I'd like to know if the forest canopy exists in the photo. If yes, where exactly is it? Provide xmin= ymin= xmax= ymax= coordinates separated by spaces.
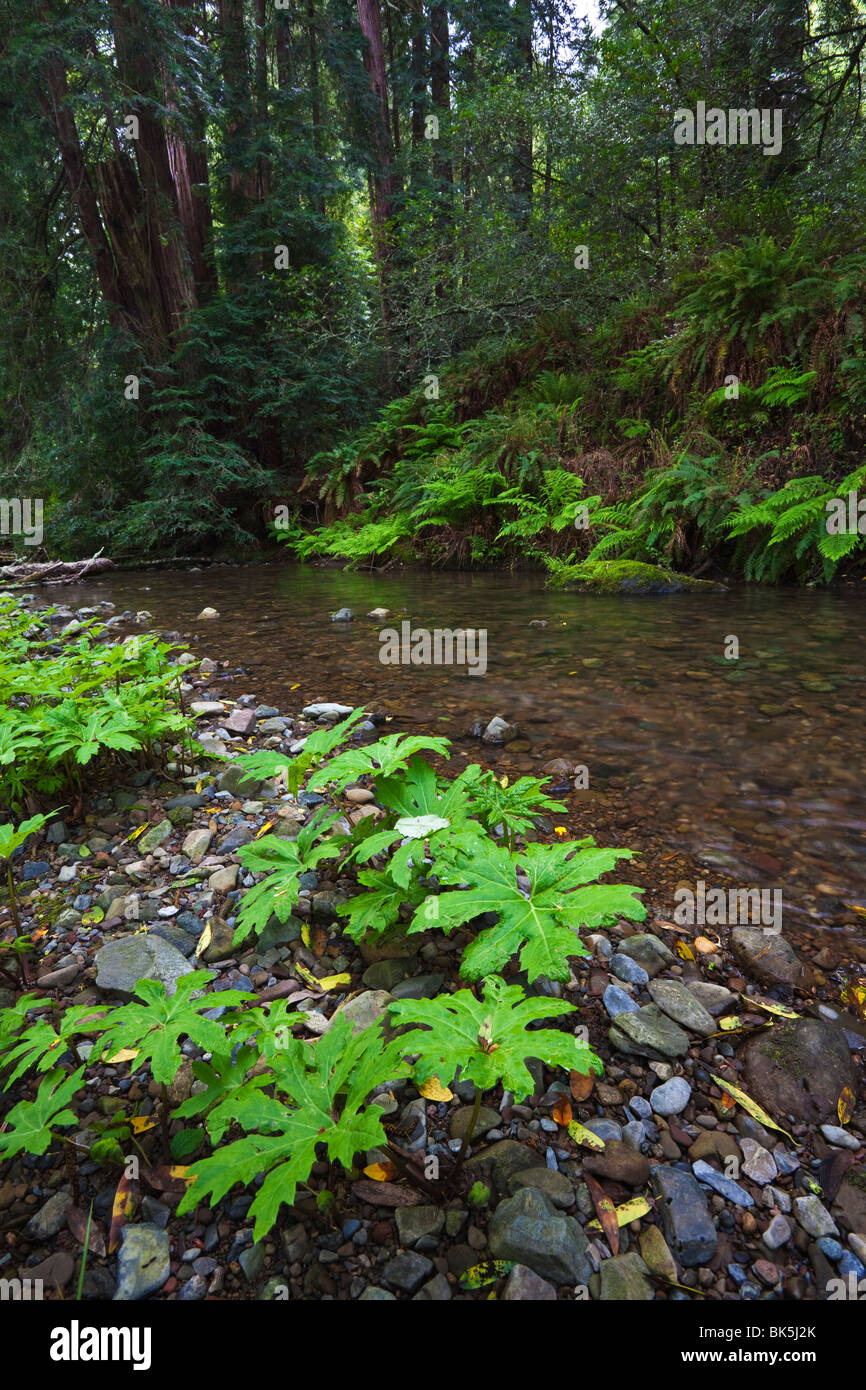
xmin=0 ymin=0 xmax=864 ymax=568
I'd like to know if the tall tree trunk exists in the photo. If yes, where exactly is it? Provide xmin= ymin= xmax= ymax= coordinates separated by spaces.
xmin=512 ymin=0 xmax=533 ymax=228
xmin=356 ymin=0 xmax=398 ymax=379
xmin=109 ymin=0 xmax=198 ymax=353
xmin=254 ymin=0 xmax=272 ymax=202
xmin=307 ymin=0 xmax=327 ymax=214
xmin=219 ymin=0 xmax=258 ymax=222
xmin=38 ymin=62 xmax=134 ymax=330
xmin=410 ymin=0 xmax=426 ymax=184
xmin=163 ymin=0 xmax=218 ymax=301
xmin=430 ymin=2 xmax=453 ymax=293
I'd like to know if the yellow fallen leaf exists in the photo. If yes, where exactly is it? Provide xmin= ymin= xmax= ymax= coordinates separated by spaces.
xmin=294 ymin=963 xmax=318 ymax=988
xmin=838 ymin=1085 xmax=856 ymax=1126
xmin=301 ymin=923 xmax=311 ymax=949
xmin=676 ymin=940 xmax=695 ymax=961
xmin=195 ymin=781 xmax=202 ymax=793
xmin=587 ymin=1196 xmax=651 ymax=1232
xmin=567 ymin=1120 xmax=605 ymax=1152
xmin=127 ymin=823 xmax=150 ymax=843
xmin=107 ymin=1047 xmax=139 ymax=1064
xmin=316 ymin=973 xmax=351 ymax=992
xmin=694 ymin=935 xmax=720 ymax=954
xmin=130 ymin=1117 xmax=157 ymax=1135
xmin=752 ymin=998 xmax=800 ymax=1020
xmin=719 ymin=1016 xmax=743 ymax=1031
xmin=363 ymin=1162 xmax=398 ymax=1181
xmin=419 ymin=1076 xmax=453 ymax=1102
xmin=255 ymin=822 xmax=273 ymax=839
xmin=709 ymin=1071 xmax=795 ymax=1144
xmin=195 ymin=921 xmax=212 ymax=959
xmin=289 ymin=683 xmax=300 ymax=691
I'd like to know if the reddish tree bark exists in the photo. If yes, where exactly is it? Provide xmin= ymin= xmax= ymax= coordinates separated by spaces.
xmin=356 ymin=0 xmax=398 ymax=376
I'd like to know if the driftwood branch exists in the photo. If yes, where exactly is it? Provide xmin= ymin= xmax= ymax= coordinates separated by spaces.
xmin=0 ymin=550 xmax=113 ymax=586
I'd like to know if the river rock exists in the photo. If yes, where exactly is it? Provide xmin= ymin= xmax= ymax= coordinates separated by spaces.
xmin=793 ymin=1195 xmax=839 ymax=1238
xmin=649 ymin=979 xmax=715 ymax=1036
xmin=467 ymin=1139 xmax=544 ymax=1191
xmin=820 ymin=1125 xmax=861 ymax=1151
xmin=762 ymin=1214 xmax=793 ymax=1250
xmin=302 ymin=702 xmax=353 ymax=720
xmin=683 ymin=980 xmax=738 ymax=1016
xmin=639 ymin=1225 xmax=678 ymax=1283
xmin=395 ymin=1206 xmax=444 ymax=1247
xmin=507 ymin=1167 xmax=575 ymax=1209
xmin=603 ymin=983 xmax=639 ymax=1017
xmin=195 ymin=916 xmax=237 ymax=964
xmin=19 ymin=1252 xmax=75 ymax=1292
xmin=114 ymin=1224 xmax=170 ymax=1300
xmin=26 ymin=1189 xmax=73 ymax=1239
xmin=182 ymin=829 xmax=212 ymax=863
xmin=740 ymin=1139 xmax=778 ymax=1185
xmin=832 ymin=1169 xmax=866 ymax=1233
xmin=692 ymin=1159 xmax=754 ymax=1206
xmin=616 ymin=933 xmax=675 ymax=976
xmin=382 ymin=1252 xmax=432 ymax=1294
xmin=651 ymin=1164 xmax=717 ymax=1266
xmin=650 ymin=1077 xmax=692 ymax=1116
xmin=610 ymin=953 xmax=649 ymax=986
xmin=137 ymin=820 xmax=173 ymax=853
xmin=489 ymin=1187 xmax=592 ymax=1285
xmin=333 ymin=989 xmax=392 ymax=1036
xmin=730 ymin=926 xmax=804 ymax=987
xmin=584 ymin=1140 xmax=651 ymax=1187
xmin=608 ymin=1004 xmax=690 ymax=1058
xmin=599 ymin=1252 xmax=654 ymax=1300
xmin=744 ymin=1019 xmax=857 ymax=1124
xmin=482 ymin=716 xmax=519 ymax=745
xmin=196 ymin=608 xmax=219 ymax=620
xmin=502 ymin=1264 xmax=557 ymax=1300
xmin=95 ymin=935 xmax=194 ymax=998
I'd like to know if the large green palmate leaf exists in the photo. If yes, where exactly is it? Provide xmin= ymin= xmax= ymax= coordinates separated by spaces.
xmin=234 ymin=810 xmax=346 ymax=945
xmin=338 ymin=865 xmax=430 ymax=939
xmin=0 ymin=1066 xmax=86 ymax=1158
xmin=177 ymin=1015 xmax=410 ymax=1240
xmin=93 ymin=972 xmax=251 ymax=1084
xmin=307 ymin=734 xmax=451 ymax=794
xmin=374 ymin=756 xmax=480 ymax=820
xmin=0 ymin=1002 xmax=109 ymax=1085
xmin=171 ymin=1046 xmax=271 ymax=1141
xmin=416 ymin=837 xmax=646 ymax=982
xmin=389 ymin=975 xmax=601 ymax=1100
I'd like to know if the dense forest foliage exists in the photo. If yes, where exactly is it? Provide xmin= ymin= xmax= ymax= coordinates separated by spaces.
xmin=1 ymin=0 xmax=865 ymax=579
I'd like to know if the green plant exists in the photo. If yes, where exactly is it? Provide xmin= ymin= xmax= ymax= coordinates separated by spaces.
xmin=93 ymin=971 xmax=251 ymax=1157
xmin=421 ymin=837 xmax=646 ymax=983
xmin=0 ymin=811 xmax=54 ymax=935
xmin=389 ymin=973 xmax=602 ymax=1168
xmin=464 ymin=770 xmax=567 ymax=851
xmin=389 ymin=973 xmax=600 ymax=1099
xmin=0 ymin=1066 xmax=85 ymax=1159
xmin=725 ymin=461 xmax=866 ymax=582
xmin=231 ymin=707 xmax=369 ymax=795
xmin=176 ymin=1014 xmax=410 ymax=1240
xmin=233 ymin=808 xmax=348 ymax=946
xmin=0 ymin=1001 xmax=108 ymax=1084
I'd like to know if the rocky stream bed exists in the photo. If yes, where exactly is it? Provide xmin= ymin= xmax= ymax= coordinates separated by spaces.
xmin=1 ymin=600 xmax=865 ymax=1303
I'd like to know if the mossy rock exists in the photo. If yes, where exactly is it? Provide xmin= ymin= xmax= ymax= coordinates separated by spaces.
xmin=551 ymin=561 xmax=726 ymax=595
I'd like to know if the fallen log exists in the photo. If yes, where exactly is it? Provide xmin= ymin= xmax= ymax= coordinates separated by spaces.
xmin=0 ymin=550 xmax=113 ymax=586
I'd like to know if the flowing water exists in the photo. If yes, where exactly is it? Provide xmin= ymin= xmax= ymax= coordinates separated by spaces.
xmin=70 ymin=563 xmax=866 ymax=964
